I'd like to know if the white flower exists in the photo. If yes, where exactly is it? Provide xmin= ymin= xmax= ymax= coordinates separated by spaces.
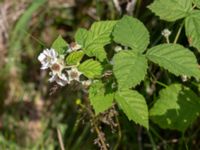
xmin=49 ymin=72 xmax=69 ymax=86
xmin=67 ymin=42 xmax=82 ymax=53
xmin=38 ymin=48 xmax=58 ymax=69
xmin=49 ymin=62 xmax=69 ymax=86
xmin=161 ymin=29 xmax=171 ymax=38
xmin=67 ymin=67 xmax=82 ymax=83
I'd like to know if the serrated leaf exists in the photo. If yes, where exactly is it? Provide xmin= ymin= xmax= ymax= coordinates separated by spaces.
xmin=113 ymin=15 xmax=149 ymax=53
xmin=150 ymin=84 xmax=200 ymax=132
xmin=52 ymin=35 xmax=68 ymax=54
xmin=113 ymin=51 xmax=148 ymax=89
xmin=83 ymin=21 xmax=117 ymax=61
xmin=115 ymin=89 xmax=149 ymax=129
xmin=193 ymin=0 xmax=200 ymax=8
xmin=146 ymin=44 xmax=200 ymax=78
xmin=75 ymin=28 xmax=88 ymax=46
xmin=148 ymin=0 xmax=192 ymax=22
xmin=66 ymin=51 xmax=84 ymax=65
xmin=150 ymin=84 xmax=181 ymax=116
xmin=185 ymin=10 xmax=200 ymax=51
xmin=89 ymin=81 xmax=114 ymax=115
xmin=78 ymin=59 xmax=103 ymax=78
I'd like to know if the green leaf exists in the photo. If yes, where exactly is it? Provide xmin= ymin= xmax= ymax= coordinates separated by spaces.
xmin=193 ymin=0 xmax=200 ymax=8
xmin=150 ymin=84 xmax=200 ymax=132
xmin=113 ymin=51 xmax=148 ymax=89
xmin=89 ymin=81 xmax=114 ymax=115
xmin=115 ymin=89 xmax=149 ymax=129
xmin=66 ymin=51 xmax=84 ymax=65
xmin=148 ymin=0 xmax=192 ymax=22
xmin=150 ymin=84 xmax=181 ymax=116
xmin=52 ymin=35 xmax=68 ymax=54
xmin=146 ymin=44 xmax=200 ymax=78
xmin=83 ymin=21 xmax=117 ymax=61
xmin=78 ymin=59 xmax=103 ymax=78
xmin=75 ymin=28 xmax=88 ymax=46
xmin=185 ymin=10 xmax=200 ymax=51
xmin=113 ymin=15 xmax=149 ymax=53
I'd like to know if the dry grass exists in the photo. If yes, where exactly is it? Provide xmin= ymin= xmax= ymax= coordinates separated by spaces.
xmin=0 ymin=0 xmax=30 ymax=67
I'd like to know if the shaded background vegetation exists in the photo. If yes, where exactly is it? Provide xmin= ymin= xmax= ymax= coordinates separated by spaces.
xmin=0 ymin=0 xmax=199 ymax=149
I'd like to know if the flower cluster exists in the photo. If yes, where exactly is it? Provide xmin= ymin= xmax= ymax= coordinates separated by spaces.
xmin=38 ymin=43 xmax=91 ymax=87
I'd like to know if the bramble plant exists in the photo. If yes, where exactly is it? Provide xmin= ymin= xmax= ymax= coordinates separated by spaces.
xmin=38 ymin=0 xmax=200 ymax=149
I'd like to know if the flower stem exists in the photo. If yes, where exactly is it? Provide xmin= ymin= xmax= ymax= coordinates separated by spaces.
xmin=166 ymin=36 xmax=170 ymax=44
xmin=173 ymin=23 xmax=184 ymax=44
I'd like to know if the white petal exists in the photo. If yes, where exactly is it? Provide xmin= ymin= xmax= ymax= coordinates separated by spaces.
xmin=49 ymin=74 xmax=57 ymax=82
xmin=41 ymin=61 xmax=51 ymax=69
xmin=49 ymin=72 xmax=69 ymax=86
xmin=50 ymin=48 xmax=57 ymax=58
xmin=50 ymin=58 xmax=58 ymax=65
xmin=56 ymin=78 xmax=68 ymax=86
xmin=43 ymin=49 xmax=50 ymax=56
xmin=38 ymin=53 xmax=46 ymax=62
xmin=41 ymin=65 xmax=49 ymax=70
xmin=61 ymin=74 xmax=68 ymax=80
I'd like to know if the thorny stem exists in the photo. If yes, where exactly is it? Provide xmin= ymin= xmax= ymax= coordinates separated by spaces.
xmin=81 ymin=95 xmax=108 ymax=150
xmin=173 ymin=22 xmax=184 ymax=44
xmin=113 ymin=115 xmax=122 ymax=150
xmin=94 ymin=123 xmax=108 ymax=150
